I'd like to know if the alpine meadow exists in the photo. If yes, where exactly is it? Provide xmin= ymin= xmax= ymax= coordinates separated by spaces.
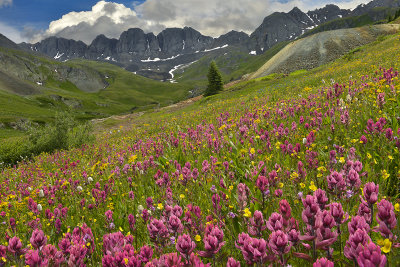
xmin=0 ymin=0 xmax=400 ymax=266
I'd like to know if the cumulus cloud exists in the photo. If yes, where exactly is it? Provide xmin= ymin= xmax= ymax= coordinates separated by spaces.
xmin=32 ymin=0 xmax=370 ymax=44
xmin=0 ymin=0 xmax=12 ymax=8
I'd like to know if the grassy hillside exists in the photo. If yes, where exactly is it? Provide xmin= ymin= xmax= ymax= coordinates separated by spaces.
xmin=175 ymin=42 xmax=288 ymax=87
xmin=0 ymin=48 xmax=191 ymax=137
xmin=1 ymin=30 xmax=400 ymax=266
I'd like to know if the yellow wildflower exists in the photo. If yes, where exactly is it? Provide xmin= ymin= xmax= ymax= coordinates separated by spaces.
xmin=195 ymin=235 xmax=201 ymax=242
xmin=250 ymin=148 xmax=255 ymax=154
xmin=300 ymin=183 xmax=305 ymax=189
xmin=339 ymin=157 xmax=345 ymax=164
xmin=395 ymin=203 xmax=400 ymax=212
xmin=157 ymin=203 xmax=164 ymax=210
xmin=244 ymin=208 xmax=252 ymax=218
xmin=180 ymin=194 xmax=185 ymax=199
xmin=381 ymin=239 xmax=392 ymax=253
xmin=309 ymin=181 xmax=317 ymax=192
xmin=381 ymin=170 xmax=390 ymax=180
xmin=129 ymin=155 xmax=138 ymax=163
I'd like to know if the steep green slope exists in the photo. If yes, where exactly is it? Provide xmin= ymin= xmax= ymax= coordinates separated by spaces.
xmin=0 ymin=47 xmax=191 ymax=136
xmin=175 ymin=42 xmax=288 ymax=87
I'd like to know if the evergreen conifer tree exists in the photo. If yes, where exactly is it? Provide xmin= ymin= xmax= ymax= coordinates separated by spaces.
xmin=204 ymin=61 xmax=223 ymax=96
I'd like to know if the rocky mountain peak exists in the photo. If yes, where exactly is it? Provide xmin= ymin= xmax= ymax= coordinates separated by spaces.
xmin=0 ymin=34 xmax=19 ymax=50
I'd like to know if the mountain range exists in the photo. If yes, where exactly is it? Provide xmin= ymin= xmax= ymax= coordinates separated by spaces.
xmin=15 ymin=0 xmax=400 ymax=81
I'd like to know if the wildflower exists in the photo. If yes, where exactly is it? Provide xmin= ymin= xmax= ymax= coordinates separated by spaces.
xmin=198 ymin=226 xmax=225 ymax=258
xmin=248 ymin=211 xmax=267 ymax=237
xmin=348 ymin=215 xmax=370 ymax=235
xmin=360 ymin=135 xmax=367 ymax=144
xmin=176 ymin=234 xmax=196 ymax=261
xmin=250 ymin=148 xmax=255 ymax=154
xmin=228 ymin=212 xmax=236 ymax=218
xmin=256 ymin=176 xmax=268 ymax=193
xmin=179 ymin=194 xmax=185 ymax=199
xmin=30 ymin=229 xmax=47 ymax=249
xmin=313 ymin=258 xmax=334 ymax=267
xmin=168 ymin=215 xmax=183 ymax=234
xmin=395 ymin=203 xmax=400 ymax=212
xmin=309 ymin=181 xmax=317 ymax=192
xmin=381 ymin=170 xmax=390 ymax=180
xmin=37 ymin=204 xmax=42 ymax=212
xmin=87 ymin=177 xmax=93 ymax=183
xmin=77 ymin=186 xmax=83 ymax=192
xmin=195 ymin=235 xmax=201 ymax=242
xmin=302 ymin=195 xmax=319 ymax=227
xmin=38 ymin=189 xmax=44 ymax=198
xmin=279 ymin=199 xmax=291 ymax=222
xmin=240 ymin=236 xmax=269 ymax=265
xmin=347 ymin=169 xmax=361 ymax=190
xmin=8 ymin=236 xmax=25 ymax=255
xmin=314 ymin=189 xmax=328 ymax=210
xmin=278 ymin=182 xmax=284 ymax=188
xmin=269 ymin=230 xmax=291 ymax=255
xmin=300 ymin=183 xmax=305 ymax=188
xmin=327 ymin=171 xmax=346 ymax=193
xmin=376 ymin=199 xmax=397 ymax=239
xmin=243 ymin=208 xmax=252 ymax=218
xmin=25 ymin=250 xmax=42 ymax=266
xmin=137 ymin=205 xmax=144 ymax=213
xmin=157 ymin=203 xmax=164 ymax=210
xmin=227 ymin=257 xmax=241 ymax=267
xmin=381 ymin=239 xmax=392 ymax=253
xmin=357 ymin=242 xmax=386 ymax=267
xmin=105 ymin=210 xmax=113 ymax=222
xmin=210 ymin=185 xmax=217 ymax=193
xmin=344 ymin=229 xmax=371 ymax=260
xmin=363 ymin=182 xmax=379 ymax=205
xmin=147 ymin=219 xmax=169 ymax=242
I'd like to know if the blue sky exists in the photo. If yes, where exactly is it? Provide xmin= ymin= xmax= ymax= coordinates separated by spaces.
xmin=0 ymin=0 xmax=367 ymax=43
xmin=0 ymin=1 xmax=143 ymax=29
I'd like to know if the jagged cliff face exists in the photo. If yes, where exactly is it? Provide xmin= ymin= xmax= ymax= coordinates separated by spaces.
xmin=17 ymin=0 xmax=400 ymax=80
xmin=249 ymin=5 xmax=351 ymax=53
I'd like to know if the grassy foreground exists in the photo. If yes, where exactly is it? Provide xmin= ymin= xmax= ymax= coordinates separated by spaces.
xmin=0 ymin=32 xmax=400 ymax=266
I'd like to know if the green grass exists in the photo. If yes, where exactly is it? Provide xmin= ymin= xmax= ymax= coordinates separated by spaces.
xmin=175 ymin=42 xmax=288 ymax=87
xmin=0 ymin=49 xmax=193 ymax=138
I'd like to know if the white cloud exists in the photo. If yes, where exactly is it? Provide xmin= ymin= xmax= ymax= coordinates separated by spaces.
xmin=0 ymin=21 xmax=25 ymax=43
xmin=0 ymin=0 xmax=12 ymax=8
xmin=32 ymin=0 xmax=371 ymax=44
